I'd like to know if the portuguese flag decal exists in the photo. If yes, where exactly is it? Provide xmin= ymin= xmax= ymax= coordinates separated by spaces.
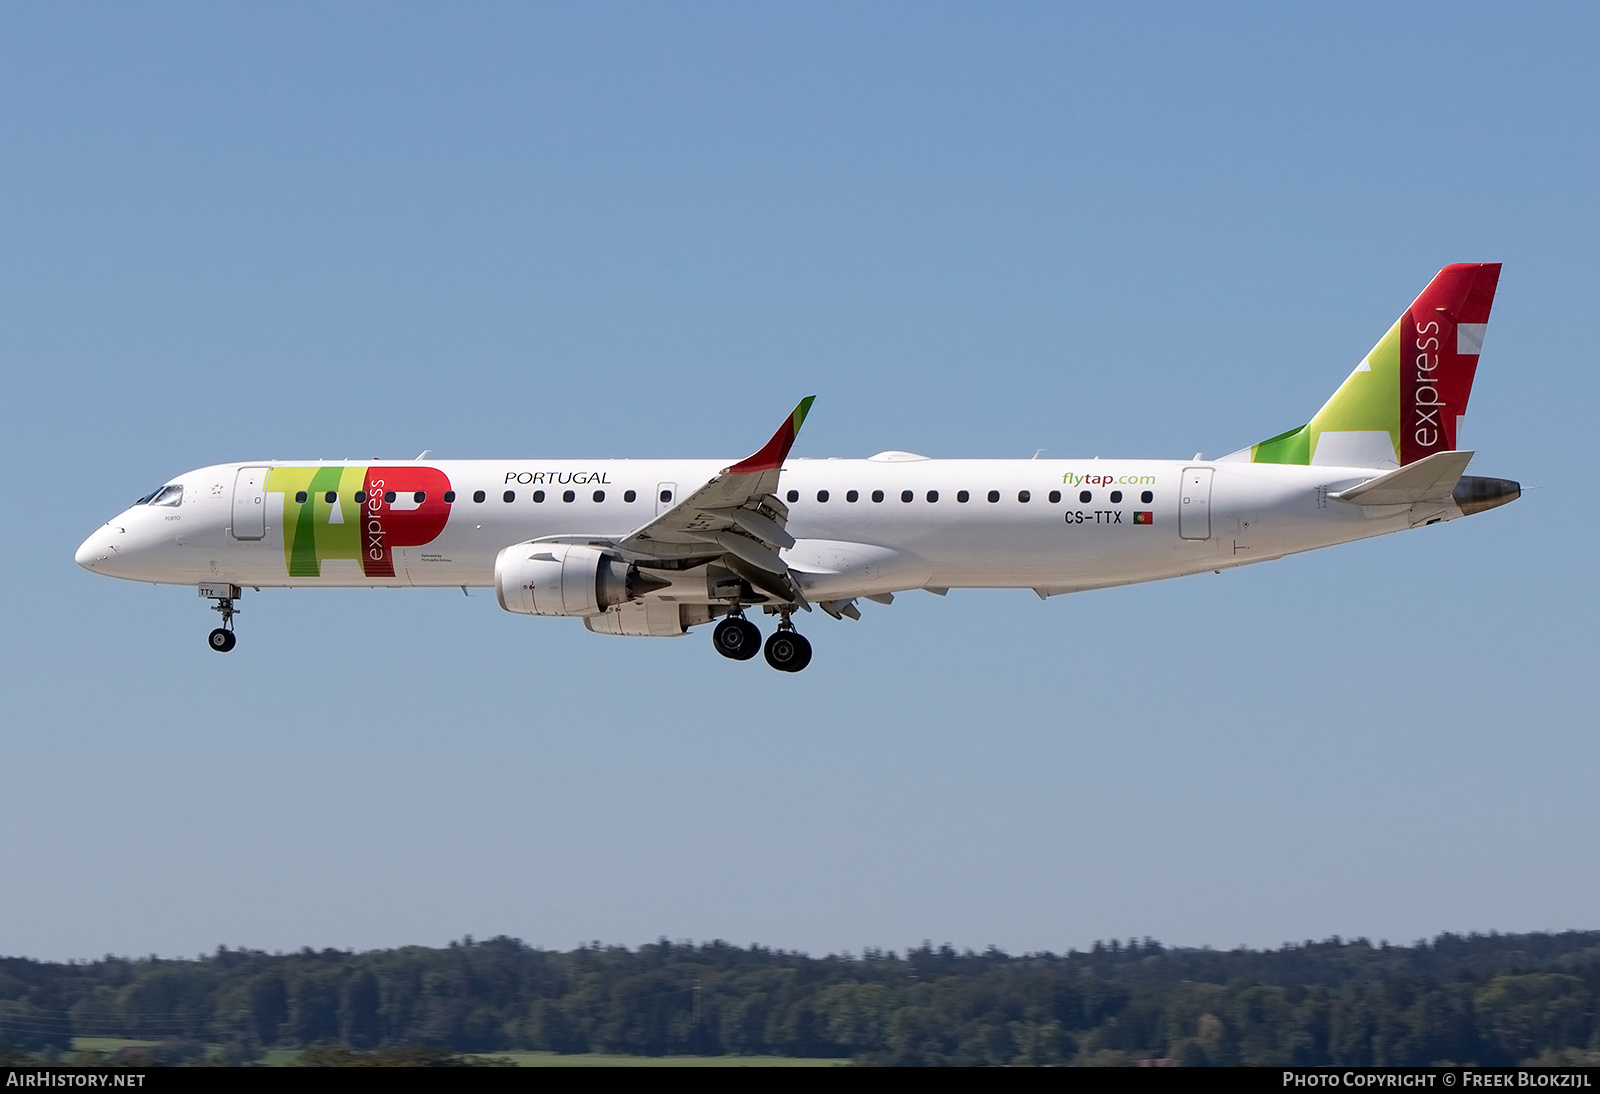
xmin=1133 ymin=511 xmax=1154 ymax=525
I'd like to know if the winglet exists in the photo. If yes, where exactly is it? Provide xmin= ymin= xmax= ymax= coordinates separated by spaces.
xmin=726 ymin=396 xmax=815 ymax=474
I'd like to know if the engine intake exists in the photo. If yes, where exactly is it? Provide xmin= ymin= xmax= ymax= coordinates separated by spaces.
xmin=494 ymin=543 xmax=667 ymax=616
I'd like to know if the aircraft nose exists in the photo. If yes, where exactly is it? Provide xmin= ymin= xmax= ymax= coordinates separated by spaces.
xmin=76 ymin=528 xmax=112 ymax=570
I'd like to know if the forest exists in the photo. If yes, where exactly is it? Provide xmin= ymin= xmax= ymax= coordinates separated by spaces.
xmin=3 ymin=931 xmax=1600 ymax=1066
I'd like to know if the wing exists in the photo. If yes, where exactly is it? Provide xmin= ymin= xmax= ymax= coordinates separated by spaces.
xmin=616 ymin=396 xmax=814 ymax=605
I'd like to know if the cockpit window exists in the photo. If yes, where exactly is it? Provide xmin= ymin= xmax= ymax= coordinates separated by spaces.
xmin=133 ymin=488 xmax=162 ymax=505
xmin=144 ymin=485 xmax=184 ymax=507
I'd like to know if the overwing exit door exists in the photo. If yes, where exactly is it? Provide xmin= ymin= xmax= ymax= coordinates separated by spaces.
xmin=1179 ymin=467 xmax=1213 ymax=541
xmin=231 ymin=466 xmax=270 ymax=540
xmin=655 ymin=482 xmax=677 ymax=516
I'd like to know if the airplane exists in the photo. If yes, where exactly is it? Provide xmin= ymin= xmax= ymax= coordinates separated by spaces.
xmin=76 ymin=263 xmax=1519 ymax=672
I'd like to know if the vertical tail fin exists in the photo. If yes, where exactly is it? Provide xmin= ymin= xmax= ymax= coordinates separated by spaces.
xmin=1234 ymin=263 xmax=1502 ymax=468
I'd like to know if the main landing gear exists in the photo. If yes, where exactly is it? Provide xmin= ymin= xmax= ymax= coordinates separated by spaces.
xmin=712 ymin=614 xmax=762 ymax=661
xmin=763 ymin=626 xmax=812 ymax=673
xmin=712 ymin=609 xmax=812 ymax=672
xmin=201 ymin=583 xmax=240 ymax=654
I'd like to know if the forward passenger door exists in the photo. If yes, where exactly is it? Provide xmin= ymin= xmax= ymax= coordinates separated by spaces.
xmin=231 ymin=467 xmax=270 ymax=540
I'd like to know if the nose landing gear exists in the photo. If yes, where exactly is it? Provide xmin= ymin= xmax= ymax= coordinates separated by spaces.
xmin=200 ymin=583 xmax=240 ymax=653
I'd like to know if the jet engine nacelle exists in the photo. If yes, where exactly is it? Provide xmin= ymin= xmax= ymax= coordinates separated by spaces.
xmin=494 ymin=543 xmax=663 ymax=617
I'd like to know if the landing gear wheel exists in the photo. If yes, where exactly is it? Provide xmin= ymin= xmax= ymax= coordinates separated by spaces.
xmin=712 ymin=616 xmax=762 ymax=661
xmin=202 ymin=586 xmax=241 ymax=653
xmin=763 ymin=630 xmax=812 ymax=672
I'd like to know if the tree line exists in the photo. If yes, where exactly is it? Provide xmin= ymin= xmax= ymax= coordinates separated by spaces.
xmin=3 ymin=931 xmax=1599 ymax=1065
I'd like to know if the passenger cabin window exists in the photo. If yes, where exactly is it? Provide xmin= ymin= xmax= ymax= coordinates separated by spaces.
xmin=533 ymin=490 xmax=545 ymax=503
xmin=786 ymin=490 xmax=799 ymax=503
xmin=987 ymin=490 xmax=1000 ymax=503
xmin=846 ymin=490 xmax=859 ymax=502
xmin=355 ymin=491 xmax=367 ymax=503
xmin=957 ymin=490 xmax=970 ymax=503
xmin=901 ymin=490 xmax=913 ymax=503
xmin=816 ymin=489 xmax=829 ymax=502
xmin=1018 ymin=490 xmax=1031 ymax=503
xmin=563 ymin=490 xmax=575 ymax=502
xmin=624 ymin=489 xmax=637 ymax=503
xmin=1048 ymin=490 xmax=1061 ymax=503
xmin=1141 ymin=490 xmax=1154 ymax=504
xmin=414 ymin=491 xmax=426 ymax=503
xmin=384 ymin=491 xmax=397 ymax=503
xmin=927 ymin=490 xmax=938 ymax=503
xmin=593 ymin=490 xmax=605 ymax=502
xmin=473 ymin=490 xmax=486 ymax=503
xmin=1079 ymin=490 xmax=1092 ymax=503
xmin=660 ymin=489 xmax=673 ymax=503
xmin=503 ymin=490 xmax=515 ymax=503
xmin=1110 ymin=490 xmax=1122 ymax=503
xmin=294 ymin=491 xmax=308 ymax=504
xmin=325 ymin=491 xmax=338 ymax=503
xmin=871 ymin=490 xmax=884 ymax=503
xmin=149 ymin=485 xmax=183 ymax=507
xmin=443 ymin=491 xmax=456 ymax=503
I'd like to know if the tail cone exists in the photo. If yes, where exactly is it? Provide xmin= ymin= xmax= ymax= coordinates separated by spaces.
xmin=1453 ymin=476 xmax=1520 ymax=515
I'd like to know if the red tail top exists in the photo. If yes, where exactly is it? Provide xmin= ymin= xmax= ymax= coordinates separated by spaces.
xmin=1400 ymin=263 xmax=1500 ymax=464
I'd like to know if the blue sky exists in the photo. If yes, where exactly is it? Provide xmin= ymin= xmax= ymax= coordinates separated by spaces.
xmin=2 ymin=2 xmax=1597 ymax=961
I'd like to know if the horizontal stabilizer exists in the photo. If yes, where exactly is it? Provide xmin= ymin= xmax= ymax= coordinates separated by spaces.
xmin=1328 ymin=450 xmax=1473 ymax=506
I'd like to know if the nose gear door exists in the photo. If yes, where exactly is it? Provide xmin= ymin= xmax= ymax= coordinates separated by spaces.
xmin=231 ymin=466 xmax=270 ymax=540
xmin=1179 ymin=467 xmax=1213 ymax=541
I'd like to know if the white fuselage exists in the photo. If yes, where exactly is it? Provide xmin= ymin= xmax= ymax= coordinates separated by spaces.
xmin=75 ymin=455 xmax=1445 ymax=602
